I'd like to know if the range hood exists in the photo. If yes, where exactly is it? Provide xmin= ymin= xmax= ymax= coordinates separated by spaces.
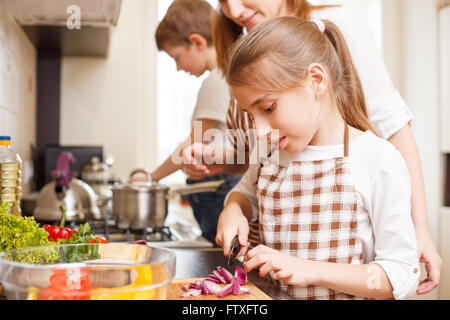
xmin=5 ymin=0 xmax=122 ymax=27
xmin=5 ymin=0 xmax=123 ymax=57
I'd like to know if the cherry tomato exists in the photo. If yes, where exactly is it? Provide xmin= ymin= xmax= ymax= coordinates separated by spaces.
xmin=89 ymin=236 xmax=108 ymax=244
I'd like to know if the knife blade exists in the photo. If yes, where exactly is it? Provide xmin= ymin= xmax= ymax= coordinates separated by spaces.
xmin=227 ymin=235 xmax=241 ymax=266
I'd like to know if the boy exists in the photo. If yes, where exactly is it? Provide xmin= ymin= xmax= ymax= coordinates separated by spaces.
xmin=152 ymin=0 xmax=241 ymax=244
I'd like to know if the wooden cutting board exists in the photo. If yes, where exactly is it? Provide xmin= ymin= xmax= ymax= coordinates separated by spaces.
xmin=167 ymin=278 xmax=272 ymax=300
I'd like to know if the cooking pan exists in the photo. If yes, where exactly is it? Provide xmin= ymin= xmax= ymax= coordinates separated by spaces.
xmin=112 ymin=169 xmax=225 ymax=230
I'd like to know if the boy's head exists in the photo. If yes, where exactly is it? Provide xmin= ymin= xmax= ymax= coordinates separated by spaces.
xmin=155 ymin=0 xmax=215 ymax=77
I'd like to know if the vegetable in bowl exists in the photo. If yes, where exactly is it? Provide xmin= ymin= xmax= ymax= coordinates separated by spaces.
xmin=0 ymin=202 xmax=54 ymax=263
xmin=0 ymin=202 xmax=106 ymax=264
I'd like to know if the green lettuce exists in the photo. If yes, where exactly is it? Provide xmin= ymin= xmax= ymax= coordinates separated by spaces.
xmin=0 ymin=202 xmax=52 ymax=253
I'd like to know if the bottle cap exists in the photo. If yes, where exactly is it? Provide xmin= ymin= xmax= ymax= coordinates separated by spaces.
xmin=0 ymin=136 xmax=11 ymax=146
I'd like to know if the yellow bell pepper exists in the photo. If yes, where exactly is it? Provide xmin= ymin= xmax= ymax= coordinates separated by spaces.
xmin=89 ymin=266 xmax=155 ymax=300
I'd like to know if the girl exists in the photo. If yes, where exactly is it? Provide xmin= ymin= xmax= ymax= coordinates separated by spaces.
xmin=216 ymin=17 xmax=420 ymax=299
xmin=186 ymin=0 xmax=440 ymax=295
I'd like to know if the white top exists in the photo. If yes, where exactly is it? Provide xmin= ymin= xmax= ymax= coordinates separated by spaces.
xmin=228 ymin=131 xmax=420 ymax=300
xmin=310 ymin=7 xmax=414 ymax=139
xmin=191 ymin=68 xmax=230 ymax=134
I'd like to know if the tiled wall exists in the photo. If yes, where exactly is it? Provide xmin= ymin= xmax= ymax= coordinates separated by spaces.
xmin=0 ymin=2 xmax=37 ymax=195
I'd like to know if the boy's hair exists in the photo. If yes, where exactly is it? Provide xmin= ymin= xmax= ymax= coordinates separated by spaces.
xmin=155 ymin=0 xmax=214 ymax=51
xmin=226 ymin=16 xmax=375 ymax=134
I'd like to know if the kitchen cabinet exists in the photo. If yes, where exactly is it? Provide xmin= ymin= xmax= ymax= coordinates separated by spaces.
xmin=5 ymin=0 xmax=122 ymax=57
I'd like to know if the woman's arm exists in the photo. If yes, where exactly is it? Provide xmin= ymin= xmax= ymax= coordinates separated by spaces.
xmin=151 ymin=119 xmax=218 ymax=181
xmin=388 ymin=124 xmax=442 ymax=294
xmin=388 ymin=125 xmax=430 ymax=236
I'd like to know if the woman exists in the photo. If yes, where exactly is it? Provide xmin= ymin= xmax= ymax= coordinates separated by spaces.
xmin=183 ymin=0 xmax=440 ymax=295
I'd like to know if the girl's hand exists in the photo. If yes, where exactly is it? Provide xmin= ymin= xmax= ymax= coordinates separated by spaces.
xmin=244 ymin=245 xmax=317 ymax=287
xmin=215 ymin=207 xmax=250 ymax=258
xmin=416 ymin=233 xmax=442 ymax=295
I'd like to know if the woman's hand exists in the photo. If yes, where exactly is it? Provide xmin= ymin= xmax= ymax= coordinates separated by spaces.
xmin=243 ymin=245 xmax=318 ymax=287
xmin=416 ymin=232 xmax=442 ymax=295
xmin=215 ymin=205 xmax=250 ymax=258
xmin=182 ymin=143 xmax=224 ymax=180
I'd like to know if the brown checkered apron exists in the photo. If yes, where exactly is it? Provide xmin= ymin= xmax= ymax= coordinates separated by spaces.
xmin=256 ymin=125 xmax=364 ymax=300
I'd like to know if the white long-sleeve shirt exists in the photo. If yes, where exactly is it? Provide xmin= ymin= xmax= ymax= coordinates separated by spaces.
xmin=228 ymin=131 xmax=420 ymax=300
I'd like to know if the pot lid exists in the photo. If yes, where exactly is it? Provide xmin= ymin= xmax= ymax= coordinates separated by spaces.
xmin=112 ymin=181 xmax=170 ymax=192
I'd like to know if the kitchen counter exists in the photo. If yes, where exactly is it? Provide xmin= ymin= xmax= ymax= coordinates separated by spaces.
xmin=0 ymin=248 xmax=291 ymax=301
xmin=172 ymin=248 xmax=292 ymax=300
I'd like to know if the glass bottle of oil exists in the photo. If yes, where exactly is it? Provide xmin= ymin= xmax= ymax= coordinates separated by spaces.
xmin=0 ymin=136 xmax=22 ymax=216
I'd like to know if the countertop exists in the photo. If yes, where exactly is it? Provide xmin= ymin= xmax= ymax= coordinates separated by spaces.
xmin=171 ymin=248 xmax=292 ymax=300
xmin=0 ymin=248 xmax=291 ymax=301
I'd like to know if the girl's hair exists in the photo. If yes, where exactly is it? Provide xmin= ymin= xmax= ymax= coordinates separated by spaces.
xmin=226 ymin=17 xmax=375 ymax=133
xmin=213 ymin=0 xmax=337 ymax=72
xmin=155 ymin=0 xmax=214 ymax=51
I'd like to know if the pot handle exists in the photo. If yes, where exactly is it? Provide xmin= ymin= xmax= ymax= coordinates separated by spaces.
xmin=129 ymin=168 xmax=152 ymax=184
xmin=167 ymin=179 xmax=226 ymax=198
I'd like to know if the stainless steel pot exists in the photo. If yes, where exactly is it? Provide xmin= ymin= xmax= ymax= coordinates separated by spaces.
xmin=112 ymin=169 xmax=224 ymax=230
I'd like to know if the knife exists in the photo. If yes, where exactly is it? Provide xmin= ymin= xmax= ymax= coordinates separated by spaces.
xmin=227 ymin=235 xmax=241 ymax=266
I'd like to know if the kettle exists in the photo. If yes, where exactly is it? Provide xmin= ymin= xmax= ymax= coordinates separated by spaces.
xmin=33 ymin=152 xmax=100 ymax=222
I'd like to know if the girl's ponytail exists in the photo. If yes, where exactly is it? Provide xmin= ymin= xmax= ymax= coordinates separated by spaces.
xmin=212 ymin=9 xmax=243 ymax=73
xmin=322 ymin=20 xmax=375 ymax=133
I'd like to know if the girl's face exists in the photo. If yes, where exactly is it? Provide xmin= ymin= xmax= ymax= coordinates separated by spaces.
xmin=231 ymin=84 xmax=322 ymax=154
xmin=163 ymin=43 xmax=207 ymax=77
xmin=219 ymin=0 xmax=286 ymax=31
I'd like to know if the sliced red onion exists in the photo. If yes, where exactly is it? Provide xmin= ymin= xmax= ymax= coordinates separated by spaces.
xmin=181 ymin=284 xmax=189 ymax=292
xmin=232 ymin=278 xmax=240 ymax=295
xmin=188 ymin=283 xmax=200 ymax=290
xmin=212 ymin=270 xmax=227 ymax=284
xmin=239 ymin=286 xmax=251 ymax=294
xmin=200 ymin=281 xmax=209 ymax=295
xmin=216 ymin=283 xmax=233 ymax=298
xmin=205 ymin=276 xmax=220 ymax=283
xmin=203 ymin=279 xmax=223 ymax=295
xmin=180 ymin=265 xmax=250 ymax=298
xmin=181 ymin=289 xmax=202 ymax=298
xmin=217 ymin=267 xmax=234 ymax=283
xmin=235 ymin=265 xmax=247 ymax=285
xmin=195 ymin=280 xmax=203 ymax=288
xmin=208 ymin=274 xmax=221 ymax=281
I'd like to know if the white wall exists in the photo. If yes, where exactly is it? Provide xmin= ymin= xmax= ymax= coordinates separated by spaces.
xmin=381 ymin=0 xmax=403 ymax=91
xmin=60 ymin=0 xmax=158 ymax=180
xmin=0 ymin=0 xmax=37 ymax=195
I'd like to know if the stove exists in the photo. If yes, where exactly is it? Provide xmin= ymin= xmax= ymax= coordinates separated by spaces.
xmin=63 ymin=217 xmax=214 ymax=249
xmin=95 ymin=223 xmax=176 ymax=242
xmin=30 ymin=199 xmax=214 ymax=248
